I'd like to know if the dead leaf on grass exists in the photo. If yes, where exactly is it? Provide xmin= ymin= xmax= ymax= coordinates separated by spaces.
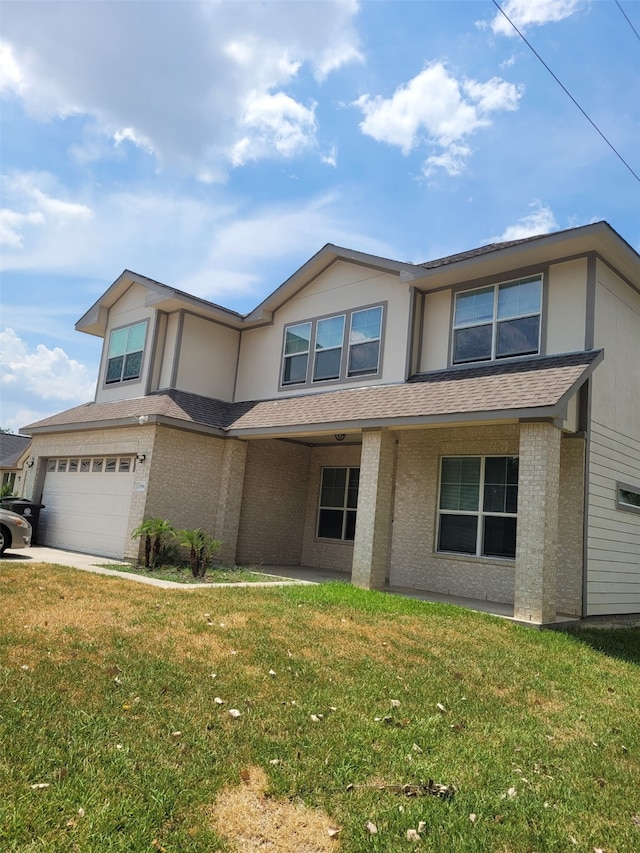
xmin=366 ymin=821 xmax=378 ymax=834
xmin=406 ymin=828 xmax=421 ymax=842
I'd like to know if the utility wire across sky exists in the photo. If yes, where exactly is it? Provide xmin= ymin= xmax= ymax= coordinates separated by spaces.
xmin=491 ymin=0 xmax=640 ymax=185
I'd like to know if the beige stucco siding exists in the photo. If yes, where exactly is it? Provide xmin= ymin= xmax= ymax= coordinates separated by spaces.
xmin=389 ymin=424 xmax=520 ymax=604
xmin=174 ymin=313 xmax=239 ymax=401
xmin=545 ymin=259 xmax=588 ymax=355
xmin=236 ymin=439 xmax=311 ymax=565
xmin=419 ymin=290 xmax=451 ymax=372
xmin=95 ymin=284 xmax=155 ymax=404
xmin=157 ymin=312 xmax=179 ymax=390
xmin=586 ymin=263 xmax=640 ymax=615
xmin=235 ymin=261 xmax=411 ymax=401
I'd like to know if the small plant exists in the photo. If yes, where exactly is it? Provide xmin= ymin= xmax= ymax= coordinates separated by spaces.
xmin=131 ymin=517 xmax=176 ymax=570
xmin=0 ymin=483 xmax=14 ymax=498
xmin=177 ymin=527 xmax=222 ymax=577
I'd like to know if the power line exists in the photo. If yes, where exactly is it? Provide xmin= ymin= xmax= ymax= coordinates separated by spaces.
xmin=616 ymin=0 xmax=640 ymax=44
xmin=491 ymin=0 xmax=640 ymax=185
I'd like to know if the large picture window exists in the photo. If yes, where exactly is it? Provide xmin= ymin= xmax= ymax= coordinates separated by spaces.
xmin=437 ymin=456 xmax=519 ymax=559
xmin=452 ymin=277 xmax=542 ymax=364
xmin=317 ymin=467 xmax=360 ymax=541
xmin=281 ymin=305 xmax=383 ymax=387
xmin=106 ymin=321 xmax=147 ymax=384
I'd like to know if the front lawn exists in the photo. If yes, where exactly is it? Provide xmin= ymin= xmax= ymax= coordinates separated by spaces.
xmin=1 ymin=562 xmax=638 ymax=852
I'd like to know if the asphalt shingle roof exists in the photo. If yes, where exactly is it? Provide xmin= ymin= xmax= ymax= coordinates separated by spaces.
xmin=0 ymin=433 xmax=32 ymax=467
xmin=24 ymin=351 xmax=601 ymax=436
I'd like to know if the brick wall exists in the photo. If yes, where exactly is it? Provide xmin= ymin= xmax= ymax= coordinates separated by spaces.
xmin=390 ymin=424 xmax=520 ymax=604
xmin=557 ymin=436 xmax=585 ymax=616
xmin=236 ymin=439 xmax=311 ymax=566
xmin=514 ymin=422 xmax=561 ymax=623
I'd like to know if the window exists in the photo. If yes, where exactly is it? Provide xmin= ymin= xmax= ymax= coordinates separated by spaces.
xmin=317 ymin=467 xmax=360 ymax=541
xmin=349 ymin=307 xmax=383 ymax=375
xmin=69 ymin=459 xmax=79 ymax=472
xmin=282 ymin=305 xmax=384 ymax=387
xmin=438 ymin=456 xmax=519 ymax=559
xmin=617 ymin=482 xmax=640 ymax=515
xmin=106 ymin=321 xmax=147 ymax=384
xmin=2 ymin=472 xmax=16 ymax=490
xmin=452 ymin=277 xmax=542 ymax=364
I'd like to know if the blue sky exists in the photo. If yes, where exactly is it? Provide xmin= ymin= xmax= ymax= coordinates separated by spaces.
xmin=1 ymin=0 xmax=639 ymax=432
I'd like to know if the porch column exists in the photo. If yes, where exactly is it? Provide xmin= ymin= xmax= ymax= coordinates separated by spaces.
xmin=352 ymin=429 xmax=395 ymax=590
xmin=215 ymin=439 xmax=248 ymax=565
xmin=514 ymin=422 xmax=562 ymax=624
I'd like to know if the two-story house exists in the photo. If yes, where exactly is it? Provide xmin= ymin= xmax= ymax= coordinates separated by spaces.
xmin=21 ymin=221 xmax=640 ymax=625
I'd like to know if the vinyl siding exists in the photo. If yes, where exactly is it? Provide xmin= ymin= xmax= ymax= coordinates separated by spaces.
xmin=586 ymin=421 xmax=640 ymax=615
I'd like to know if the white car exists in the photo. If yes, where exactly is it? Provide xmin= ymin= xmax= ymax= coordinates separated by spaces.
xmin=0 ymin=508 xmax=32 ymax=555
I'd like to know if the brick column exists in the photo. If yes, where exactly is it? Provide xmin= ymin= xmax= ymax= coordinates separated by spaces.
xmin=351 ymin=429 xmax=395 ymax=590
xmin=514 ymin=422 xmax=562 ymax=624
xmin=215 ymin=439 xmax=248 ymax=565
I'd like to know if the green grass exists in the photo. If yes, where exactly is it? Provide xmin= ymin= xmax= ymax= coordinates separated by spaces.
xmin=98 ymin=562 xmax=285 ymax=584
xmin=1 ymin=562 xmax=639 ymax=852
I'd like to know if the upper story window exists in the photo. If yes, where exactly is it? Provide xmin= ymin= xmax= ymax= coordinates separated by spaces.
xmin=452 ymin=276 xmax=542 ymax=365
xmin=281 ymin=305 xmax=384 ymax=388
xmin=105 ymin=321 xmax=147 ymax=384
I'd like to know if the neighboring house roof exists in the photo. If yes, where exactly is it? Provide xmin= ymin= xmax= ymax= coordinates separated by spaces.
xmin=0 ymin=433 xmax=32 ymax=468
xmin=23 ymin=350 xmax=602 ymax=438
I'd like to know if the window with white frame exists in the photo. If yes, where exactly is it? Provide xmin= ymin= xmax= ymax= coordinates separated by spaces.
xmin=281 ymin=305 xmax=383 ymax=387
xmin=616 ymin=482 xmax=640 ymax=515
xmin=317 ymin=467 xmax=360 ymax=540
xmin=452 ymin=276 xmax=542 ymax=364
xmin=105 ymin=321 xmax=147 ymax=384
xmin=437 ymin=456 xmax=519 ymax=559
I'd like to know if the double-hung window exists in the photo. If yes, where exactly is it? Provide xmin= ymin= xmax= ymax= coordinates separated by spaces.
xmin=452 ymin=276 xmax=542 ymax=364
xmin=437 ymin=456 xmax=519 ymax=559
xmin=282 ymin=305 xmax=383 ymax=387
xmin=106 ymin=321 xmax=147 ymax=384
xmin=317 ymin=467 xmax=360 ymax=540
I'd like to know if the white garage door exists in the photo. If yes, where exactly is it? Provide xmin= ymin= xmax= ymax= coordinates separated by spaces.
xmin=40 ymin=455 xmax=137 ymax=559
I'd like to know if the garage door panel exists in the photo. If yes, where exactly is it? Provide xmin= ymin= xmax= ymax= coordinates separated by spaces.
xmin=40 ymin=460 xmax=136 ymax=559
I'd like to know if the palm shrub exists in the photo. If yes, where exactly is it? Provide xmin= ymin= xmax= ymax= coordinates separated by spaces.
xmin=177 ymin=528 xmax=222 ymax=577
xmin=131 ymin=517 xmax=176 ymax=570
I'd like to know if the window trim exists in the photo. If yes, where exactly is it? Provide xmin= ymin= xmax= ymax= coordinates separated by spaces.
xmin=280 ymin=302 xmax=385 ymax=390
xmin=450 ymin=275 xmax=543 ymax=366
xmin=103 ymin=320 xmax=149 ymax=387
xmin=437 ymin=454 xmax=519 ymax=560
xmin=316 ymin=466 xmax=360 ymax=542
xmin=616 ymin=481 xmax=640 ymax=516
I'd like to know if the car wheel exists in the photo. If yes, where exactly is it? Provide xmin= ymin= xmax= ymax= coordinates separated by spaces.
xmin=0 ymin=525 xmax=9 ymax=556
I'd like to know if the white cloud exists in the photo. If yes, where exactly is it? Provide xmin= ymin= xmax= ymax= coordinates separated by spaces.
xmin=355 ymin=62 xmax=522 ymax=175
xmin=486 ymin=0 xmax=583 ymax=37
xmin=0 ymin=173 xmax=93 ymax=252
xmin=0 ymin=328 xmax=95 ymax=408
xmin=493 ymin=201 xmax=559 ymax=241
xmin=0 ymin=0 xmax=361 ymax=175
xmin=231 ymin=91 xmax=317 ymax=165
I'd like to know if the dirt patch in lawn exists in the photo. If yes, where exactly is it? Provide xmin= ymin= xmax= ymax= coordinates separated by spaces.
xmin=207 ymin=765 xmax=341 ymax=852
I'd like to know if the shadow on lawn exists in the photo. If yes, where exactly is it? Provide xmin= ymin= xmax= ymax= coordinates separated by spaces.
xmin=568 ymin=627 xmax=640 ymax=665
